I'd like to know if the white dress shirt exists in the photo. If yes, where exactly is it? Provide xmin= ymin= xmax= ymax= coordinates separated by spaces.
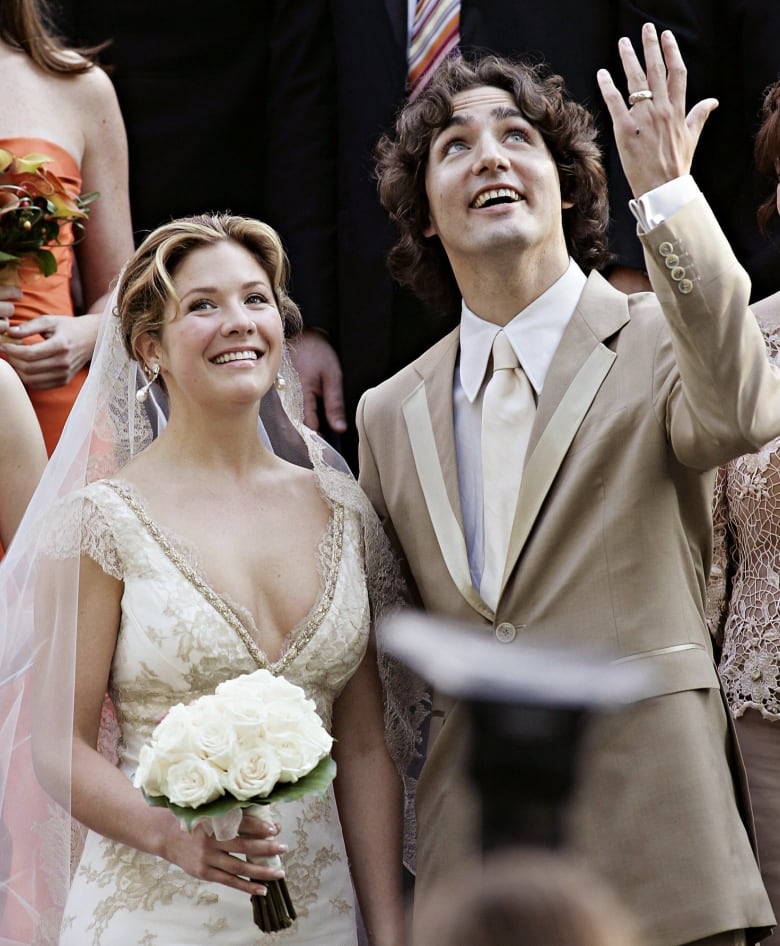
xmin=454 ymin=175 xmax=701 ymax=591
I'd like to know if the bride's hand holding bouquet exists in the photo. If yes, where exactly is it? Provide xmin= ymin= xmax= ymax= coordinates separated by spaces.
xmin=134 ymin=668 xmax=337 ymax=932
xmin=154 ymin=804 xmax=288 ymax=906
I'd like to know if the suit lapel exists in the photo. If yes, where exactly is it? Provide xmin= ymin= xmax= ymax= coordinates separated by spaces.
xmin=401 ymin=273 xmax=629 ymax=615
xmin=402 ymin=330 xmax=495 ymax=621
xmin=500 ymin=272 xmax=629 ymax=594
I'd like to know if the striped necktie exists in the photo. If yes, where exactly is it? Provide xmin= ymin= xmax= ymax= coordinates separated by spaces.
xmin=407 ymin=0 xmax=461 ymax=100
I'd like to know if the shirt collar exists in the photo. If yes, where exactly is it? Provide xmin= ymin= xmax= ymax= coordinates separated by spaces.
xmin=459 ymin=259 xmax=587 ymax=402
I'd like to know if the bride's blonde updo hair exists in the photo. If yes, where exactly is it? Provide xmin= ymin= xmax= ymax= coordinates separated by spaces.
xmin=116 ymin=213 xmax=303 ymax=363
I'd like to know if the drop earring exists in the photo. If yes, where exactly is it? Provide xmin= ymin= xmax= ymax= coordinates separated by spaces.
xmin=274 ymin=372 xmax=286 ymax=391
xmin=136 ymin=363 xmax=160 ymax=403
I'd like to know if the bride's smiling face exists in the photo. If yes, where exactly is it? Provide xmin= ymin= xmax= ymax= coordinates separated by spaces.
xmin=140 ymin=240 xmax=284 ymax=410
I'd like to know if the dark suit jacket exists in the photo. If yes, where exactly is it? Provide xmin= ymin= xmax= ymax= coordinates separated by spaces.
xmin=61 ymin=0 xmax=338 ymax=328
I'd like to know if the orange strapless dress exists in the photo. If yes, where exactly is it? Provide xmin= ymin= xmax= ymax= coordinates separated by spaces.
xmin=1 ymin=137 xmax=87 ymax=456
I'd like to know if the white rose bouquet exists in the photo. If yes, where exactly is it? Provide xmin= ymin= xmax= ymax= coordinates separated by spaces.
xmin=134 ymin=668 xmax=336 ymax=932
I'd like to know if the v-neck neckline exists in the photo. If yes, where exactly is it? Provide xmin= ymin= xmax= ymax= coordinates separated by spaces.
xmin=104 ymin=479 xmax=345 ymax=675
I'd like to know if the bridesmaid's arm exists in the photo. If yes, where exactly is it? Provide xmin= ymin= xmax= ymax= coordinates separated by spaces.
xmin=75 ymin=63 xmax=134 ymax=316
xmin=0 ymin=360 xmax=46 ymax=547
xmin=332 ymin=642 xmax=407 ymax=946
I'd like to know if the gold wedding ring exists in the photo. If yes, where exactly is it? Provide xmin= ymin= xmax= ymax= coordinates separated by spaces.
xmin=628 ymin=89 xmax=654 ymax=105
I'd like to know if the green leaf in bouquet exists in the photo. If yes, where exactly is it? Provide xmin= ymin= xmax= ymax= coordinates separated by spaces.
xmin=142 ymin=755 xmax=338 ymax=832
xmin=264 ymin=756 xmax=337 ymax=804
xmin=76 ymin=190 xmax=100 ymax=211
xmin=143 ymin=790 xmax=249 ymax=831
xmin=34 ymin=248 xmax=57 ymax=276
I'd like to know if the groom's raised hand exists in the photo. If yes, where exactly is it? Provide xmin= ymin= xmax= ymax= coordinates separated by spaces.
xmin=596 ymin=23 xmax=718 ymax=198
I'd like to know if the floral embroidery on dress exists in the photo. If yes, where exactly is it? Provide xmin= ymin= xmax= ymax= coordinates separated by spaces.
xmin=105 ymin=479 xmax=346 ymax=678
xmin=70 ymin=840 xmax=219 ymax=945
xmin=331 ymin=896 xmax=354 ymax=916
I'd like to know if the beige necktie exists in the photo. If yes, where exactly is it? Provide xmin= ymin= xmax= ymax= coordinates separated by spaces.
xmin=480 ymin=330 xmax=536 ymax=610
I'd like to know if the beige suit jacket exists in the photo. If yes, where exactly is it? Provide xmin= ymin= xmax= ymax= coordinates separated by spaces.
xmin=357 ymin=196 xmax=778 ymax=946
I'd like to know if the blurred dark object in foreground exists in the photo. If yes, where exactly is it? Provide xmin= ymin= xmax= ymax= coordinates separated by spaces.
xmin=470 ymin=698 xmax=586 ymax=850
xmin=384 ymin=613 xmax=657 ymax=852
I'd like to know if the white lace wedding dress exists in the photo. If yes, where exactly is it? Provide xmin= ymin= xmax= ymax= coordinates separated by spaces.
xmin=58 ymin=478 xmax=368 ymax=946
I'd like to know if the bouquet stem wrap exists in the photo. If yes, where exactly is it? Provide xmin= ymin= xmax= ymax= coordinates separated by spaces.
xmin=197 ymin=803 xmax=297 ymax=932
xmin=246 ymin=805 xmax=296 ymax=933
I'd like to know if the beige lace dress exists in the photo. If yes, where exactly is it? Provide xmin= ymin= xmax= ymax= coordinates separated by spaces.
xmin=707 ymin=323 xmax=780 ymax=722
xmin=58 ymin=479 xmax=369 ymax=946
xmin=705 ymin=317 xmax=780 ymax=944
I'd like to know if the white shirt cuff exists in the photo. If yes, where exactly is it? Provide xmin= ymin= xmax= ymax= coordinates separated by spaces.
xmin=629 ymin=175 xmax=701 ymax=233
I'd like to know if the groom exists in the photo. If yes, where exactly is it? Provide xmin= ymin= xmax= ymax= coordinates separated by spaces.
xmin=357 ymin=25 xmax=778 ymax=946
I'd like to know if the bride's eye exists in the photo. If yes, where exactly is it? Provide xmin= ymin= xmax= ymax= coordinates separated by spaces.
xmin=187 ymin=298 xmax=215 ymax=313
xmin=245 ymin=292 xmax=270 ymax=305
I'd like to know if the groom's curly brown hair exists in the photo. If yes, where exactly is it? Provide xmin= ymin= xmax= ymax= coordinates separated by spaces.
xmin=375 ymin=54 xmax=610 ymax=317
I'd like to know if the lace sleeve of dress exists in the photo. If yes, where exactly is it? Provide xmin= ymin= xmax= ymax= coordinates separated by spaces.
xmin=306 ymin=440 xmax=428 ymax=758
xmin=705 ymin=465 xmax=733 ymax=652
xmin=313 ymin=454 xmax=430 ymax=873
xmin=38 ymin=489 xmax=124 ymax=580
xmin=356 ymin=495 xmax=431 ymax=876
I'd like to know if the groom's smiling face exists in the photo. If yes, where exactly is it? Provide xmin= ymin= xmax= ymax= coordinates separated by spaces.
xmin=423 ymin=86 xmax=571 ymax=274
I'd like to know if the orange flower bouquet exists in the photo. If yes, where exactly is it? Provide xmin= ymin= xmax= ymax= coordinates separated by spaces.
xmin=0 ymin=148 xmax=97 ymax=283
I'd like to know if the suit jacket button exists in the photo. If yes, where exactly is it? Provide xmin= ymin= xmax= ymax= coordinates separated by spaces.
xmin=664 ymin=253 xmax=680 ymax=268
xmin=658 ymin=241 xmax=674 ymax=256
xmin=670 ymin=266 xmax=686 ymax=281
xmin=495 ymin=622 xmax=517 ymax=643
xmin=678 ymin=278 xmax=694 ymax=294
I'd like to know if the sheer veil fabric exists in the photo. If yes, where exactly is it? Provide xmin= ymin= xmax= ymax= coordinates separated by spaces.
xmin=0 ymin=289 xmax=427 ymax=945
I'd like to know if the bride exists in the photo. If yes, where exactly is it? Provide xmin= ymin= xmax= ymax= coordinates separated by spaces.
xmin=0 ymin=214 xmax=417 ymax=945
